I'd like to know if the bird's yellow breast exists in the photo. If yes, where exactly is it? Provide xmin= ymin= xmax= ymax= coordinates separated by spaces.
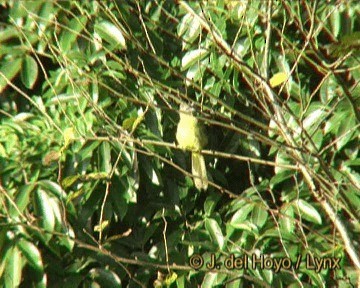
xmin=176 ymin=112 xmax=207 ymax=151
xmin=176 ymin=113 xmax=203 ymax=151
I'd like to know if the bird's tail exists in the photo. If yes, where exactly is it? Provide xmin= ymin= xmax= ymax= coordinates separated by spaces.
xmin=192 ymin=152 xmax=208 ymax=190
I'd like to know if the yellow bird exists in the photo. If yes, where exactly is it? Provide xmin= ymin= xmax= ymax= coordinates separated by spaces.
xmin=176 ymin=103 xmax=208 ymax=190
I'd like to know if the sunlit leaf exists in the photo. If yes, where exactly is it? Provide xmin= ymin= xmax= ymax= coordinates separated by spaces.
xmin=294 ymin=199 xmax=322 ymax=225
xmin=16 ymin=238 xmax=43 ymax=273
xmin=181 ymin=49 xmax=208 ymax=71
xmin=205 ymin=218 xmax=225 ymax=250
xmin=94 ymin=220 xmax=109 ymax=232
xmin=95 ymin=21 xmax=127 ymax=50
xmin=63 ymin=127 xmax=75 ymax=148
xmin=34 ymin=189 xmax=55 ymax=239
xmin=251 ymin=204 xmax=268 ymax=228
xmin=269 ymin=72 xmax=288 ymax=88
xmin=230 ymin=203 xmax=254 ymax=227
xmin=4 ymin=247 xmax=22 ymax=288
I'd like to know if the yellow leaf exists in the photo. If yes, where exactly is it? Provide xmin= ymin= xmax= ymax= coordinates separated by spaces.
xmin=165 ymin=272 xmax=178 ymax=285
xmin=66 ymin=188 xmax=85 ymax=203
xmin=122 ymin=114 xmax=144 ymax=133
xmin=63 ymin=127 xmax=75 ymax=148
xmin=94 ymin=220 xmax=109 ymax=232
xmin=122 ymin=117 xmax=137 ymax=131
xmin=269 ymin=72 xmax=288 ymax=88
xmin=82 ymin=172 xmax=108 ymax=181
xmin=62 ymin=175 xmax=80 ymax=189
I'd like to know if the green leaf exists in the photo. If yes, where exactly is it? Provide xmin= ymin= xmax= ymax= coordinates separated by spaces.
xmin=270 ymin=170 xmax=294 ymax=188
xmin=328 ymin=32 xmax=360 ymax=57
xmin=16 ymin=238 xmax=43 ymax=273
xmin=82 ymin=172 xmax=108 ymax=181
xmin=335 ymin=115 xmax=356 ymax=150
xmin=260 ymin=267 xmax=273 ymax=285
xmin=38 ymin=1 xmax=54 ymax=28
xmin=181 ymin=49 xmax=208 ymax=71
xmin=95 ymin=21 xmax=127 ymax=50
xmin=0 ymin=58 xmax=22 ymax=93
xmin=100 ymin=142 xmax=112 ymax=174
xmin=329 ymin=8 xmax=341 ymax=38
xmin=340 ymin=32 xmax=360 ymax=47
xmin=60 ymin=16 xmax=87 ymax=52
xmin=109 ymin=183 xmax=129 ymax=220
xmin=279 ymin=205 xmax=295 ymax=234
xmin=58 ymin=226 xmax=75 ymax=252
xmin=204 ymin=193 xmax=221 ymax=217
xmin=141 ymin=156 xmax=161 ymax=186
xmin=300 ymin=267 xmax=326 ymax=288
xmin=319 ymin=75 xmax=338 ymax=104
xmin=343 ymin=158 xmax=360 ymax=167
xmin=48 ymin=197 xmax=63 ymax=230
xmin=0 ymin=27 xmax=20 ymax=43
xmin=225 ymin=278 xmax=242 ymax=288
xmin=293 ymin=199 xmax=322 ymax=225
xmin=178 ymin=13 xmax=192 ymax=36
xmin=9 ymin=183 xmax=35 ymax=218
xmin=21 ymin=55 xmax=38 ymax=89
xmin=343 ymin=186 xmax=360 ymax=213
xmin=3 ymin=246 xmax=22 ymax=288
xmin=123 ymin=116 xmax=138 ymax=131
xmin=229 ymin=220 xmax=258 ymax=234
xmin=37 ymin=180 xmax=67 ymax=200
xmin=102 ymin=60 xmax=126 ymax=80
xmin=201 ymin=272 xmax=217 ymax=288
xmin=302 ymin=107 xmax=327 ymax=136
xmin=34 ymin=189 xmax=56 ymax=240
xmin=251 ymin=204 xmax=268 ymax=228
xmin=61 ymin=175 xmax=80 ymax=189
xmin=205 ymin=218 xmax=225 ymax=250
xmin=230 ymin=203 xmax=255 ymax=227
xmin=178 ymin=13 xmax=201 ymax=47
xmin=0 ymin=231 xmax=12 ymax=277
xmin=89 ymin=268 xmax=122 ymax=287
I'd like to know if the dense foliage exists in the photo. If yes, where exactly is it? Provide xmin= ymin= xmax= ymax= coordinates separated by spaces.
xmin=0 ymin=0 xmax=359 ymax=287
